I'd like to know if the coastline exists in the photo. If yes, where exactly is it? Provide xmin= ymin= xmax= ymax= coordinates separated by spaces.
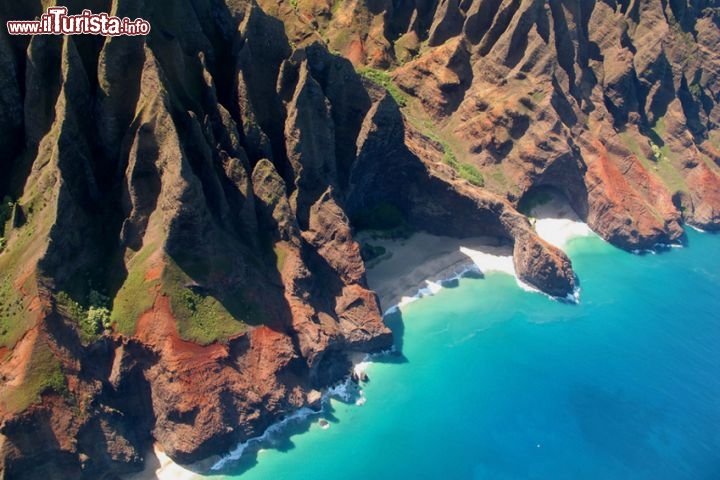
xmin=126 ymin=444 xmax=207 ymax=480
xmin=132 ymin=197 xmax=594 ymax=480
xmin=365 ymin=194 xmax=594 ymax=311
xmin=362 ymin=232 xmax=510 ymax=312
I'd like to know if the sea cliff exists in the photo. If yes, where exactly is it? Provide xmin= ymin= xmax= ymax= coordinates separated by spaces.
xmin=1 ymin=0 xmax=719 ymax=478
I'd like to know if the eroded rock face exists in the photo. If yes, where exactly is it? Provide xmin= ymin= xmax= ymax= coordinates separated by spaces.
xmin=0 ymin=0 xmax=717 ymax=478
xmin=0 ymin=0 xmax=391 ymax=477
xmin=332 ymin=0 xmax=720 ymax=245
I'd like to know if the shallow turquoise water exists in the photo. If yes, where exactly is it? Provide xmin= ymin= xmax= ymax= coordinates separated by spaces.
xmin=217 ymin=231 xmax=720 ymax=480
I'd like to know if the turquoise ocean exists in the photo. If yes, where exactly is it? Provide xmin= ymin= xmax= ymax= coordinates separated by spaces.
xmin=215 ymin=230 xmax=720 ymax=480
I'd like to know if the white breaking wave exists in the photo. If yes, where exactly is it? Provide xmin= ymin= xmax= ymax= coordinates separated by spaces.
xmin=533 ymin=217 xmax=594 ymax=250
xmin=458 ymin=247 xmax=515 ymax=276
xmin=390 ymin=267 xmax=476 ymax=313
xmin=211 ymin=365 xmax=372 ymax=472
xmin=211 ymin=406 xmax=316 ymax=471
xmin=161 ymin=200 xmax=601 ymax=479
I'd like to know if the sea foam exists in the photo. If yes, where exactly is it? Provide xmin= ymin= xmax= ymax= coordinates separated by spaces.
xmin=211 ymin=367 xmax=371 ymax=472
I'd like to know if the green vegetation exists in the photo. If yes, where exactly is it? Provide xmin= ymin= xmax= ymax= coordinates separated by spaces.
xmin=618 ymin=125 xmax=688 ymax=194
xmin=0 ymin=274 xmax=28 ymax=348
xmin=359 ymin=65 xmax=485 ymax=188
xmin=425 ymin=129 xmax=485 ymax=187
xmin=55 ymin=290 xmax=112 ymax=343
xmin=87 ymin=306 xmax=112 ymax=330
xmin=618 ymin=130 xmax=643 ymax=158
xmin=1 ymin=341 xmax=66 ymax=413
xmin=273 ymin=245 xmax=288 ymax=272
xmin=650 ymin=117 xmax=689 ymax=192
xmin=688 ymin=83 xmax=702 ymax=97
xmin=111 ymin=245 xmax=159 ymax=335
xmin=163 ymin=258 xmax=253 ymax=345
xmin=530 ymin=90 xmax=546 ymax=103
xmin=456 ymin=162 xmax=485 ymax=187
xmin=357 ymin=67 xmax=408 ymax=107
xmin=650 ymin=141 xmax=665 ymax=162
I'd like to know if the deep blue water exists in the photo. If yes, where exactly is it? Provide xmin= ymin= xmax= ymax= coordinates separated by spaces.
xmin=216 ymin=231 xmax=720 ymax=480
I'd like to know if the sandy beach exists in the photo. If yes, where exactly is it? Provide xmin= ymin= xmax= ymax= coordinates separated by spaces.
xmin=531 ymin=195 xmax=593 ymax=250
xmin=126 ymin=194 xmax=594 ymax=480
xmin=362 ymin=232 xmax=512 ymax=312
xmin=364 ymin=194 xmax=595 ymax=311
xmin=125 ymin=445 xmax=207 ymax=480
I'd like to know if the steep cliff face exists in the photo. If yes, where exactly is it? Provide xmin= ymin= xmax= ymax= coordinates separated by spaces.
xmin=270 ymin=0 xmax=720 ymax=244
xmin=0 ymin=1 xmax=399 ymax=477
xmin=0 ymin=0 xmax=717 ymax=478
xmin=395 ymin=0 xmax=720 ymax=246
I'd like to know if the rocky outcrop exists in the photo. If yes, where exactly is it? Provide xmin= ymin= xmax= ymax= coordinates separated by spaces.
xmin=1 ymin=0 xmax=718 ymax=478
xmin=0 ymin=1 xmax=391 ymax=477
xmin=308 ymin=0 xmax=720 ymax=246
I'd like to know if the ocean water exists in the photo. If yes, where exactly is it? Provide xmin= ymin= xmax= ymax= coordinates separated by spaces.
xmin=215 ymin=230 xmax=720 ymax=480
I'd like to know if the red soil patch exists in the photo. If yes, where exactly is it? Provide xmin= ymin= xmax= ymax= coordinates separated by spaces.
xmin=1 ymin=327 xmax=39 ymax=388
xmin=27 ymin=296 xmax=41 ymax=313
xmin=346 ymin=38 xmax=364 ymax=65
xmin=144 ymin=265 xmax=162 ymax=282
xmin=135 ymin=294 xmax=229 ymax=369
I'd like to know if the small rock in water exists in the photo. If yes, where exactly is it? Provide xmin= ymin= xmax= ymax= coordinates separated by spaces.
xmin=319 ymin=419 xmax=330 ymax=430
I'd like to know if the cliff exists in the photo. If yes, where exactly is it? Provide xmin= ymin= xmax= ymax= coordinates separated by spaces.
xmin=0 ymin=0 xmax=718 ymax=478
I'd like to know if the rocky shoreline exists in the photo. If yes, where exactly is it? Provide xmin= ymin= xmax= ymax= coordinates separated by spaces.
xmin=1 ymin=0 xmax=720 ymax=478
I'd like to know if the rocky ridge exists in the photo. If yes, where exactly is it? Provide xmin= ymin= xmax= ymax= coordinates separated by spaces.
xmin=0 ymin=0 xmax=718 ymax=479
xmin=270 ymin=0 xmax=720 ymax=243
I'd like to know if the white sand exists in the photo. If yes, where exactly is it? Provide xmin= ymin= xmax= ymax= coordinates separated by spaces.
xmin=362 ymin=232 xmax=510 ymax=312
xmin=365 ymin=193 xmax=596 ymax=311
xmin=125 ymin=445 xmax=203 ymax=480
xmin=530 ymin=195 xmax=594 ymax=249
xmin=123 ymin=194 xmax=597 ymax=479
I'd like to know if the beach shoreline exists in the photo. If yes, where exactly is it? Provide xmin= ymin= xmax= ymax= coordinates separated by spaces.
xmin=125 ymin=444 xmax=208 ymax=480
xmin=361 ymin=232 xmax=511 ymax=312
xmin=363 ymin=194 xmax=594 ymax=311
xmin=127 ymin=195 xmax=594 ymax=480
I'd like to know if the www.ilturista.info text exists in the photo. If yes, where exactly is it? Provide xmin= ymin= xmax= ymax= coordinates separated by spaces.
xmin=7 ymin=7 xmax=150 ymax=36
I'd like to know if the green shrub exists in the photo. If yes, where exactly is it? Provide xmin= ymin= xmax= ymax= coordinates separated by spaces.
xmin=357 ymin=67 xmax=408 ymax=107
xmin=688 ymin=83 xmax=702 ymax=96
xmin=87 ymin=306 xmax=112 ymax=331
xmin=457 ymin=161 xmax=484 ymax=187
xmin=650 ymin=141 xmax=665 ymax=162
xmin=56 ymin=289 xmax=111 ymax=342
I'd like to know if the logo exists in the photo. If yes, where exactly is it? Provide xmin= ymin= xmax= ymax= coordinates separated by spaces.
xmin=7 ymin=7 xmax=151 ymax=36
